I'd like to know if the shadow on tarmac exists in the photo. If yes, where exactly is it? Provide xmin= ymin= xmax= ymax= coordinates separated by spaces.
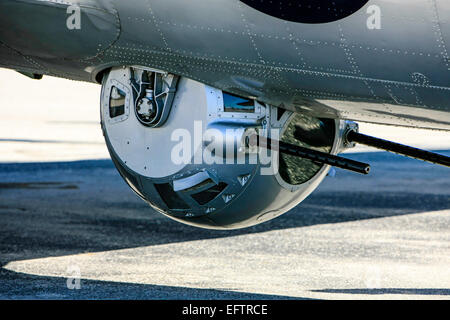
xmin=0 ymin=151 xmax=449 ymax=299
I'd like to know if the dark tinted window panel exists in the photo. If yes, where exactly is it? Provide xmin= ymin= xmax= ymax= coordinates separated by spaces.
xmin=279 ymin=115 xmax=335 ymax=185
xmin=155 ymin=183 xmax=190 ymax=210
xmin=109 ymin=86 xmax=125 ymax=118
xmin=191 ymin=182 xmax=228 ymax=205
xmin=277 ymin=108 xmax=287 ymax=121
xmin=223 ymin=92 xmax=255 ymax=113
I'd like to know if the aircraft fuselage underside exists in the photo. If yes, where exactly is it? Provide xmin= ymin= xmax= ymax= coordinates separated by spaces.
xmin=1 ymin=0 xmax=450 ymax=130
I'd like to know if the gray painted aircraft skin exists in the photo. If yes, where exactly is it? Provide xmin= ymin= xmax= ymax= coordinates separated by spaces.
xmin=0 ymin=0 xmax=450 ymax=130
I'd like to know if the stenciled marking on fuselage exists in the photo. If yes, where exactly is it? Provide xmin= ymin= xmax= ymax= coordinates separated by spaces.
xmin=240 ymin=0 xmax=370 ymax=24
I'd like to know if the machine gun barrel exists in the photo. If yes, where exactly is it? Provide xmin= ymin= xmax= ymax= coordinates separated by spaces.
xmin=346 ymin=130 xmax=450 ymax=168
xmin=253 ymin=135 xmax=371 ymax=175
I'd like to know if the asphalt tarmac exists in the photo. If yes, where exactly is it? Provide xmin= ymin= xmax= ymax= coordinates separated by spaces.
xmin=0 ymin=151 xmax=449 ymax=300
xmin=0 ymin=69 xmax=449 ymax=300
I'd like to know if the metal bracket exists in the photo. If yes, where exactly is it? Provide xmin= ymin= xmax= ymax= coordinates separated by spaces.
xmin=131 ymin=66 xmax=179 ymax=128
